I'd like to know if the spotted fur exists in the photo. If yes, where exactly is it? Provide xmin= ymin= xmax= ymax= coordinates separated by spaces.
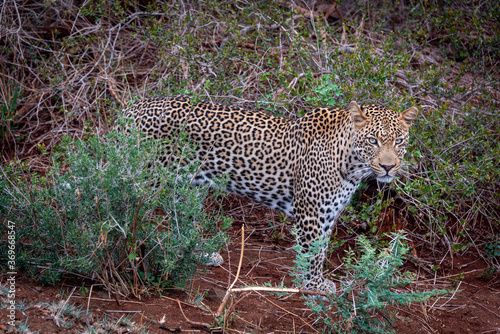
xmin=119 ymin=95 xmax=418 ymax=292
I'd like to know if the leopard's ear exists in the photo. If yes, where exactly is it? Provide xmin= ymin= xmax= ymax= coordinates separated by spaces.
xmin=350 ymin=101 xmax=369 ymax=130
xmin=398 ymin=107 xmax=419 ymax=129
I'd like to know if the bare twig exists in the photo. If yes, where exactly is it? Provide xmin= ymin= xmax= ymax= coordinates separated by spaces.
xmin=216 ymin=225 xmax=245 ymax=317
xmin=229 ymin=286 xmax=330 ymax=297
xmin=176 ymin=299 xmax=211 ymax=327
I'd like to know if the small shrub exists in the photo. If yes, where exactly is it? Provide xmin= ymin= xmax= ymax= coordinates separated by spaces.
xmin=38 ymin=300 xmax=84 ymax=328
xmin=0 ymin=122 xmax=228 ymax=297
xmin=294 ymin=232 xmax=447 ymax=333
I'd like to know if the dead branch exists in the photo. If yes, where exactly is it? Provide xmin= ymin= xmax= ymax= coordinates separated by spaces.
xmin=216 ymin=225 xmax=246 ymax=317
xmin=176 ymin=299 xmax=211 ymax=327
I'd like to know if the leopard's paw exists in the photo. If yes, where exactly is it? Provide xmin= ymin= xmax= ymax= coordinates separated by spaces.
xmin=204 ymin=252 xmax=223 ymax=267
xmin=302 ymin=276 xmax=336 ymax=299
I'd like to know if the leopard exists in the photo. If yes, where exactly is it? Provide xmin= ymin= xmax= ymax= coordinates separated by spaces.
xmin=119 ymin=95 xmax=418 ymax=292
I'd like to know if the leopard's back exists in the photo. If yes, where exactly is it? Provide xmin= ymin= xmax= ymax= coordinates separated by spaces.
xmin=121 ymin=96 xmax=296 ymax=214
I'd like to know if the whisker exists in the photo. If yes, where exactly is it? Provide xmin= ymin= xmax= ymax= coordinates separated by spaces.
xmin=345 ymin=166 xmax=373 ymax=182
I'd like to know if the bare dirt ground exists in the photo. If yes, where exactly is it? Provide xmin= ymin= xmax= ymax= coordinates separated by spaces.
xmin=1 ymin=194 xmax=499 ymax=334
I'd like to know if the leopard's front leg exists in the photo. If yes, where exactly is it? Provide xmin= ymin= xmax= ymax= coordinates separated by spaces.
xmin=294 ymin=215 xmax=337 ymax=293
xmin=292 ymin=164 xmax=360 ymax=293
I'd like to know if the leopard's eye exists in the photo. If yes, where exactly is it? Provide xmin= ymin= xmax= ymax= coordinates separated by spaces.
xmin=367 ymin=138 xmax=378 ymax=145
xmin=395 ymin=138 xmax=404 ymax=145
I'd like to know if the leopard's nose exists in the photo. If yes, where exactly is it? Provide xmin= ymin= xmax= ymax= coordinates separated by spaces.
xmin=380 ymin=164 xmax=395 ymax=172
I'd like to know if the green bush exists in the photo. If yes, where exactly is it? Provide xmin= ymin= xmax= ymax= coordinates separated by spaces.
xmin=400 ymin=102 xmax=499 ymax=246
xmin=293 ymin=233 xmax=447 ymax=333
xmin=0 ymin=123 xmax=228 ymax=296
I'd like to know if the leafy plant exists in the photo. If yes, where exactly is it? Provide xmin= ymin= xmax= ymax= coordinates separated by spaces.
xmin=294 ymin=233 xmax=447 ymax=333
xmin=0 ymin=121 xmax=228 ymax=296
xmin=484 ymin=239 xmax=500 ymax=260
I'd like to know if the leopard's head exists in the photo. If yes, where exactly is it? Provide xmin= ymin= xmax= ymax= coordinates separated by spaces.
xmin=350 ymin=101 xmax=418 ymax=183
